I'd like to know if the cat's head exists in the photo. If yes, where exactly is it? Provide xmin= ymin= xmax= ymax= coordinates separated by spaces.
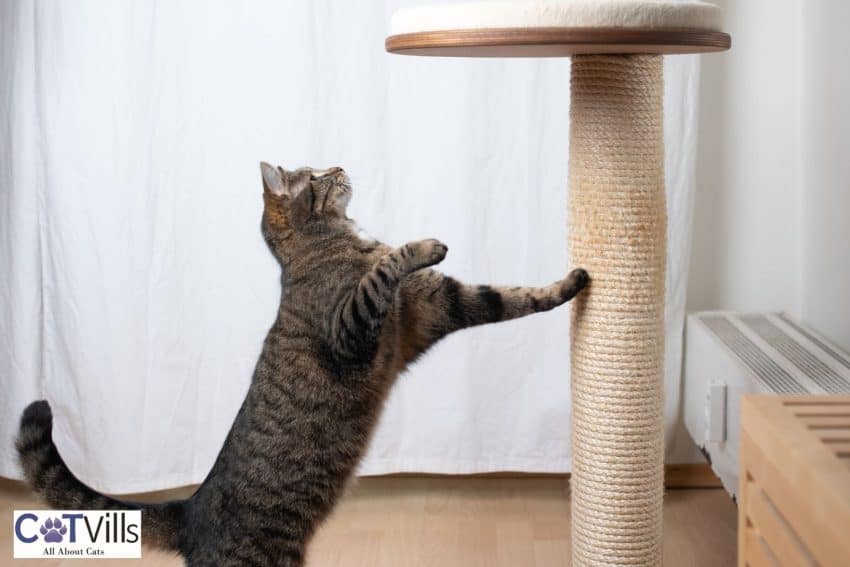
xmin=259 ymin=162 xmax=353 ymax=261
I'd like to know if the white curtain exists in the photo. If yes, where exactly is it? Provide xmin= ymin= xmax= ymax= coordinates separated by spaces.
xmin=1 ymin=0 xmax=701 ymax=493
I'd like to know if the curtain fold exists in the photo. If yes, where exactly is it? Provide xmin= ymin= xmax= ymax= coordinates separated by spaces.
xmin=0 ymin=0 xmax=701 ymax=493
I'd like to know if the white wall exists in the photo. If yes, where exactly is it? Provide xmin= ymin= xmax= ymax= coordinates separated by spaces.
xmin=799 ymin=4 xmax=850 ymax=353
xmin=689 ymin=0 xmax=803 ymax=319
xmin=690 ymin=0 xmax=850 ymax=352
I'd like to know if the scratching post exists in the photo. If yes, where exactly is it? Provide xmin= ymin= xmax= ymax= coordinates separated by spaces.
xmin=568 ymin=54 xmax=665 ymax=565
xmin=387 ymin=3 xmax=729 ymax=564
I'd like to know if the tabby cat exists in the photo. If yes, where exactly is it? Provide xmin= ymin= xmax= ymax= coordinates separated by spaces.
xmin=17 ymin=163 xmax=588 ymax=566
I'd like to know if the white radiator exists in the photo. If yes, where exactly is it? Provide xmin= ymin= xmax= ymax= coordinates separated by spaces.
xmin=683 ymin=312 xmax=850 ymax=497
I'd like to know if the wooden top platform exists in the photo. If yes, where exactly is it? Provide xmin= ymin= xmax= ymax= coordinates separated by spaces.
xmin=386 ymin=27 xmax=731 ymax=57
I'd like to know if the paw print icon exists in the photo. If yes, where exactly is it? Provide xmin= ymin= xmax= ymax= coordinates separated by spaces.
xmin=40 ymin=517 xmax=67 ymax=543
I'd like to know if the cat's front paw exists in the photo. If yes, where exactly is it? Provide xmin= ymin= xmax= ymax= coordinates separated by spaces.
xmin=559 ymin=268 xmax=590 ymax=300
xmin=409 ymin=239 xmax=448 ymax=270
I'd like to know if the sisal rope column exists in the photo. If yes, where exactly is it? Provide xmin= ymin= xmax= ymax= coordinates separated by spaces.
xmin=386 ymin=7 xmax=728 ymax=565
xmin=568 ymin=55 xmax=666 ymax=566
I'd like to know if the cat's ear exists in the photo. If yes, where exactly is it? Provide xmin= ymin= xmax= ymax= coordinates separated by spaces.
xmin=260 ymin=162 xmax=287 ymax=197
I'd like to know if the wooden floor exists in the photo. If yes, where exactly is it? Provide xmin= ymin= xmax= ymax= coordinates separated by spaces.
xmin=0 ymin=477 xmax=737 ymax=566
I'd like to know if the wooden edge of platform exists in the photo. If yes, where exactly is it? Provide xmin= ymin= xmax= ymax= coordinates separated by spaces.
xmin=386 ymin=27 xmax=731 ymax=57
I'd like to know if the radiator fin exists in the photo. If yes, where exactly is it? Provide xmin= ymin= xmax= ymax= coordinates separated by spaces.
xmin=701 ymin=316 xmax=806 ymax=394
xmin=778 ymin=313 xmax=850 ymax=372
xmin=741 ymin=315 xmax=850 ymax=394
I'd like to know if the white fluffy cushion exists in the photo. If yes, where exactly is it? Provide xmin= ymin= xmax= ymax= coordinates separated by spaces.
xmin=390 ymin=0 xmax=721 ymax=35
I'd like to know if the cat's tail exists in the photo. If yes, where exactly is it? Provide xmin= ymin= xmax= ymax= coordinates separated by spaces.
xmin=16 ymin=400 xmax=185 ymax=553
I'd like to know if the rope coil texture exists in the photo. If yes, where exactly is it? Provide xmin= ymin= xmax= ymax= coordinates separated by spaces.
xmin=568 ymin=55 xmax=666 ymax=567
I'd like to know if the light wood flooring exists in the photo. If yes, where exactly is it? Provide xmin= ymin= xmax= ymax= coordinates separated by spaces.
xmin=0 ymin=477 xmax=737 ymax=566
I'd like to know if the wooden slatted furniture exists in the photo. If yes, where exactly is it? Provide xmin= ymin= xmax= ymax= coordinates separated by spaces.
xmin=739 ymin=395 xmax=850 ymax=566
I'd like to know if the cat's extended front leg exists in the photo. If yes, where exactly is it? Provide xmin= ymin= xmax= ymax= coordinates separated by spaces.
xmin=332 ymin=239 xmax=447 ymax=357
xmin=405 ymin=268 xmax=589 ymax=352
xmin=446 ymin=268 xmax=588 ymax=329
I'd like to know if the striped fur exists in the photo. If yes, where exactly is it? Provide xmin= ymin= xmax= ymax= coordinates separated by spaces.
xmin=17 ymin=163 xmax=588 ymax=566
